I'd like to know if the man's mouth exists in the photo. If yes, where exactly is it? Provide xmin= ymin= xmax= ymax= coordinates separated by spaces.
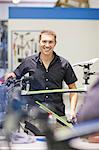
xmin=44 ymin=48 xmax=50 ymax=52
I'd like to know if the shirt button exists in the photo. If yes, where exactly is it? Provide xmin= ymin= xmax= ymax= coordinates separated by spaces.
xmin=46 ymin=70 xmax=48 ymax=73
xmin=46 ymin=95 xmax=48 ymax=99
xmin=46 ymin=78 xmax=48 ymax=82
xmin=46 ymin=87 xmax=48 ymax=90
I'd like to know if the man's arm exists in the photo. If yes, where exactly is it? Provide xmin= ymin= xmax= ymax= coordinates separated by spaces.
xmin=68 ymin=83 xmax=78 ymax=121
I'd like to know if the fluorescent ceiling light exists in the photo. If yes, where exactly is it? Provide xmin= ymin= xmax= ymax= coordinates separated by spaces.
xmin=12 ymin=0 xmax=21 ymax=4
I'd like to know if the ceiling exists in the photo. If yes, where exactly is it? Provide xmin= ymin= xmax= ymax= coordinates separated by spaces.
xmin=0 ymin=0 xmax=57 ymax=6
xmin=0 ymin=0 xmax=99 ymax=8
xmin=0 ymin=0 xmax=57 ymax=2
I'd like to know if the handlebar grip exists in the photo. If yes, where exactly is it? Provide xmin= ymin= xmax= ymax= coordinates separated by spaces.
xmin=5 ymin=77 xmax=16 ymax=86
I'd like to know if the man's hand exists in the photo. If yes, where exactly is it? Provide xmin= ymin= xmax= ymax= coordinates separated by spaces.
xmin=4 ymin=72 xmax=16 ymax=81
xmin=66 ymin=111 xmax=77 ymax=124
xmin=70 ymin=110 xmax=77 ymax=123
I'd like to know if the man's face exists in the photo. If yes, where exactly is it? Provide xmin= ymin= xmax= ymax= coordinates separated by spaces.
xmin=39 ymin=33 xmax=56 ymax=55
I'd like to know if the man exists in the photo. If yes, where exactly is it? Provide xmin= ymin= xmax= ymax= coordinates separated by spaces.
xmin=5 ymin=30 xmax=78 ymax=121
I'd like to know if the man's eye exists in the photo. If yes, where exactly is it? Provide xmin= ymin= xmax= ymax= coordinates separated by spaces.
xmin=49 ymin=41 xmax=53 ymax=44
xmin=42 ymin=41 xmax=46 ymax=43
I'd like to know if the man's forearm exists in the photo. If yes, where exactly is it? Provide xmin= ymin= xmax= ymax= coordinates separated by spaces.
xmin=70 ymin=92 xmax=78 ymax=113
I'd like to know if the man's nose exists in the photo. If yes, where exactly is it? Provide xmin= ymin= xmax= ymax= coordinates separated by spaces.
xmin=45 ymin=42 xmax=50 ymax=47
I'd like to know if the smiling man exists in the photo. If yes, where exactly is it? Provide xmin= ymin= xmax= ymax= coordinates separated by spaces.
xmin=5 ymin=30 xmax=78 ymax=121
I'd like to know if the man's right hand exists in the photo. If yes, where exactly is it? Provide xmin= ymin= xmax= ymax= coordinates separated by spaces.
xmin=4 ymin=72 xmax=16 ymax=81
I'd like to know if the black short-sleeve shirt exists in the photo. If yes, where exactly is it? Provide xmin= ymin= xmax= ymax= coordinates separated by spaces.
xmin=14 ymin=52 xmax=77 ymax=116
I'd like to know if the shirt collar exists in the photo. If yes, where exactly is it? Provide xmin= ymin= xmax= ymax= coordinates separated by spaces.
xmin=35 ymin=51 xmax=58 ymax=63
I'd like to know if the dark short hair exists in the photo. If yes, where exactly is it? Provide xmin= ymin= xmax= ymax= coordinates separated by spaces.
xmin=39 ymin=30 xmax=56 ymax=43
